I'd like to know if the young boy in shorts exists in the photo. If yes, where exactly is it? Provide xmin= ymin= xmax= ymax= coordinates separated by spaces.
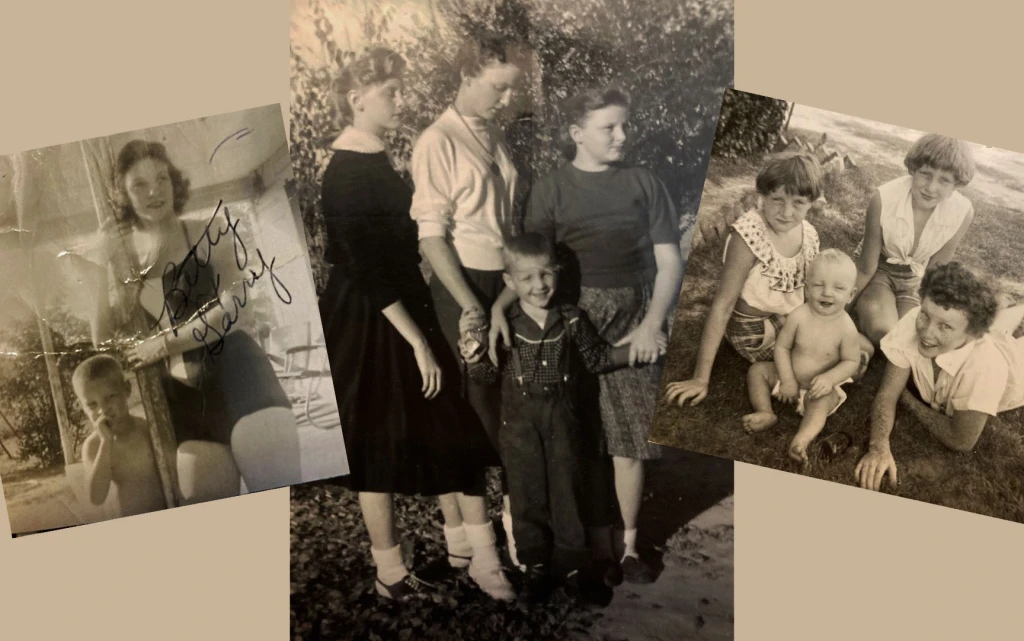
xmin=742 ymin=249 xmax=864 ymax=462
xmin=462 ymin=232 xmax=665 ymax=604
xmin=75 ymin=355 xmax=166 ymax=517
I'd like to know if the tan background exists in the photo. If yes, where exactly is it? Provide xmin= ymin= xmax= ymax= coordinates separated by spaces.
xmin=0 ymin=0 xmax=1022 ymax=638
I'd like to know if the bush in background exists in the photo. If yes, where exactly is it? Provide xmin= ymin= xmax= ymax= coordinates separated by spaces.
xmin=290 ymin=0 xmax=735 ymax=293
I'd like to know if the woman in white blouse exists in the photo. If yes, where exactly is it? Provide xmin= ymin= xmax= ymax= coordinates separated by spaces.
xmin=851 ymin=134 xmax=976 ymax=344
xmin=855 ymin=262 xmax=1024 ymax=491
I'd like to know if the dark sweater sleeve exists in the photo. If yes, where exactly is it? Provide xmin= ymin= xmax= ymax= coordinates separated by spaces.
xmin=321 ymin=159 xmax=404 ymax=313
xmin=522 ymin=176 xmax=558 ymax=241
xmin=565 ymin=307 xmax=617 ymax=374
xmin=640 ymin=169 xmax=681 ymax=245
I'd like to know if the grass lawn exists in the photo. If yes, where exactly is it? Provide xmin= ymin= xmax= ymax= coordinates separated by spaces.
xmin=650 ymin=107 xmax=1024 ymax=524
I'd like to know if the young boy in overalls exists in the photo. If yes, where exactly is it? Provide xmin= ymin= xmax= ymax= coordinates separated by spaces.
xmin=462 ymin=232 xmax=665 ymax=603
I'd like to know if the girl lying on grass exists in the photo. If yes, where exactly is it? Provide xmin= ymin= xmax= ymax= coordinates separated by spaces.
xmin=855 ymin=262 xmax=1024 ymax=492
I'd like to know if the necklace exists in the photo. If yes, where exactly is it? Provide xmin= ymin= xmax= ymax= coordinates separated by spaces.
xmin=452 ymin=106 xmax=501 ymax=177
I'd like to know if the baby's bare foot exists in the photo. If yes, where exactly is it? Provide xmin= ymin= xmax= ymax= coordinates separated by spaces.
xmin=742 ymin=412 xmax=778 ymax=433
xmin=789 ymin=438 xmax=810 ymax=464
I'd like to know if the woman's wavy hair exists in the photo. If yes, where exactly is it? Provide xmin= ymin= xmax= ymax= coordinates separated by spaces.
xmin=453 ymin=28 xmax=514 ymax=81
xmin=919 ymin=261 xmax=998 ymax=335
xmin=560 ymin=85 xmax=631 ymax=160
xmin=329 ymin=47 xmax=406 ymax=130
xmin=112 ymin=140 xmax=191 ymax=227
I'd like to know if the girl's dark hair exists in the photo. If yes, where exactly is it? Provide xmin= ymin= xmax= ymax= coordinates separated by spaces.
xmin=113 ymin=140 xmax=191 ymax=227
xmin=453 ymin=29 xmax=513 ymax=80
xmin=560 ymin=85 xmax=631 ymax=160
xmin=330 ymin=47 xmax=406 ymax=128
xmin=919 ymin=261 xmax=998 ymax=335
xmin=755 ymin=152 xmax=823 ymax=201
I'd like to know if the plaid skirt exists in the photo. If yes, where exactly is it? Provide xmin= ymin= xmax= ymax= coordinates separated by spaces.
xmin=577 ymin=283 xmax=663 ymax=460
xmin=725 ymin=310 xmax=786 ymax=363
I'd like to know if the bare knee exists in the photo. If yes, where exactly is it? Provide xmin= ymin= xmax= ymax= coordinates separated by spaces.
xmin=747 ymin=361 xmax=776 ymax=385
xmin=612 ymin=456 xmax=642 ymax=475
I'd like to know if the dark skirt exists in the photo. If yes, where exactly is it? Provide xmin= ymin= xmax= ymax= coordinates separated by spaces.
xmin=163 ymin=329 xmax=292 ymax=446
xmin=320 ymin=265 xmax=492 ymax=496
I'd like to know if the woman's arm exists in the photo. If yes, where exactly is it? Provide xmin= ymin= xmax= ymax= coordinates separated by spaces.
xmin=854 ymin=359 xmax=911 ymax=491
xmin=664 ymin=232 xmax=756 ymax=406
xmin=622 ymin=241 xmax=684 ymax=364
xmin=926 ymin=205 xmax=974 ymax=269
xmin=381 ymin=301 xmax=442 ymax=400
xmin=851 ymin=191 xmax=883 ymax=306
xmin=898 ymin=389 xmax=988 ymax=452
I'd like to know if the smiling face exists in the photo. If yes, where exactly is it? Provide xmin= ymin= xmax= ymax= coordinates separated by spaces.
xmin=350 ymin=77 xmax=404 ymax=133
xmin=914 ymin=296 xmax=977 ymax=358
xmin=806 ymin=260 xmax=857 ymax=317
xmin=75 ymin=373 xmax=132 ymax=434
xmin=761 ymin=186 xmax=813 ymax=235
xmin=123 ymin=158 xmax=176 ymax=226
xmin=503 ymin=254 xmax=558 ymax=310
xmin=570 ymin=104 xmax=630 ymax=168
xmin=459 ymin=61 xmax=521 ymax=120
xmin=910 ymin=164 xmax=958 ymax=211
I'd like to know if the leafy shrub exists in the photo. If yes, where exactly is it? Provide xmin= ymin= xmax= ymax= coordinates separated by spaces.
xmin=290 ymin=0 xmax=735 ymax=293
xmin=711 ymin=88 xmax=791 ymax=159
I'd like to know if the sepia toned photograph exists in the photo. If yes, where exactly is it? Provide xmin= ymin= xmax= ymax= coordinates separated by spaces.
xmin=0 ymin=105 xmax=348 ymax=536
xmin=288 ymin=0 xmax=734 ymax=639
xmin=654 ymin=87 xmax=1024 ymax=524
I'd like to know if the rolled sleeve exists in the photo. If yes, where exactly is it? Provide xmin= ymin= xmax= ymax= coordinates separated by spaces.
xmin=879 ymin=308 xmax=919 ymax=369
xmin=642 ymin=170 xmax=681 ymax=245
xmin=409 ymin=129 xmax=456 ymax=240
xmin=950 ymin=349 xmax=1009 ymax=416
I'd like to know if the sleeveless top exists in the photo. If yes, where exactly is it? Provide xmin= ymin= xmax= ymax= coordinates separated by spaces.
xmin=865 ymin=175 xmax=973 ymax=277
xmin=723 ymin=209 xmax=820 ymax=316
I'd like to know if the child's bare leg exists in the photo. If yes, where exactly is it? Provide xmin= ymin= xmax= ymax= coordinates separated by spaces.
xmin=789 ymin=389 xmax=839 ymax=463
xmin=743 ymin=361 xmax=779 ymax=432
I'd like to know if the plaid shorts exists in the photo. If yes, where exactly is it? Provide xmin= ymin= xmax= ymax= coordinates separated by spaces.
xmin=868 ymin=260 xmax=922 ymax=307
xmin=725 ymin=310 xmax=786 ymax=363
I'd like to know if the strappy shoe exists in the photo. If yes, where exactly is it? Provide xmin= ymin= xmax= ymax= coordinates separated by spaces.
xmin=468 ymin=560 xmax=516 ymax=601
xmin=447 ymin=552 xmax=472 ymax=569
xmin=374 ymin=573 xmax=439 ymax=600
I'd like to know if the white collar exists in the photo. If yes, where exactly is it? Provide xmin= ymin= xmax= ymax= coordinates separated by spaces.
xmin=331 ymin=127 xmax=386 ymax=153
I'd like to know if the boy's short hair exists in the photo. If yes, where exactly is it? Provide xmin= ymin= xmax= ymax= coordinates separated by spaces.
xmin=919 ymin=262 xmax=998 ymax=335
xmin=72 ymin=355 xmax=126 ymax=396
xmin=755 ymin=152 xmax=823 ymax=201
xmin=810 ymin=248 xmax=857 ymax=280
xmin=904 ymin=133 xmax=975 ymax=187
xmin=503 ymin=232 xmax=556 ymax=271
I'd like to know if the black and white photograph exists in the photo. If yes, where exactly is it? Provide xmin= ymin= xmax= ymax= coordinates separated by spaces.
xmin=288 ymin=0 xmax=734 ymax=639
xmin=654 ymin=87 xmax=1024 ymax=525
xmin=0 ymin=105 xmax=348 ymax=535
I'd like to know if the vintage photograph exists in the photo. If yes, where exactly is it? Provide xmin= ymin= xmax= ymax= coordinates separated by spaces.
xmin=0 ymin=105 xmax=348 ymax=536
xmin=654 ymin=87 xmax=1024 ymax=524
xmin=289 ymin=0 xmax=734 ymax=639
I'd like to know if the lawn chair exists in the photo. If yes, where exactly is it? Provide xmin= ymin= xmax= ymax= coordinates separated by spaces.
xmin=265 ymin=322 xmax=332 ymax=429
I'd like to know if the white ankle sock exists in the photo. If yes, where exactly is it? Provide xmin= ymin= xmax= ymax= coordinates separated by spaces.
xmin=443 ymin=524 xmax=473 ymax=563
xmin=501 ymin=511 xmax=521 ymax=567
xmin=370 ymin=544 xmax=408 ymax=585
xmin=622 ymin=528 xmax=638 ymax=560
xmin=465 ymin=521 xmax=501 ymax=569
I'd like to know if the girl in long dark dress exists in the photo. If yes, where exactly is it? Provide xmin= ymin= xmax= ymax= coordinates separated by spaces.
xmin=319 ymin=48 xmax=513 ymax=600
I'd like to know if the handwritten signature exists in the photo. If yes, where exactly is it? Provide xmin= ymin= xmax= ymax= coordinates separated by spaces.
xmin=154 ymin=200 xmax=292 ymax=357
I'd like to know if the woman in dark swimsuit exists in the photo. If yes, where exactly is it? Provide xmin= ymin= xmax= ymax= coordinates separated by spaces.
xmin=89 ymin=140 xmax=302 ymax=502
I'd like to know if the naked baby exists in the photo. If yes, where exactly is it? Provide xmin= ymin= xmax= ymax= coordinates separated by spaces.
xmin=742 ymin=249 xmax=863 ymax=462
xmin=75 ymin=355 xmax=166 ymax=517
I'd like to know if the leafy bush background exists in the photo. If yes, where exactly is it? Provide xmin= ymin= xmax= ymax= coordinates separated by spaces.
xmin=0 ymin=307 xmax=93 ymax=468
xmin=290 ymin=0 xmax=737 ymax=293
